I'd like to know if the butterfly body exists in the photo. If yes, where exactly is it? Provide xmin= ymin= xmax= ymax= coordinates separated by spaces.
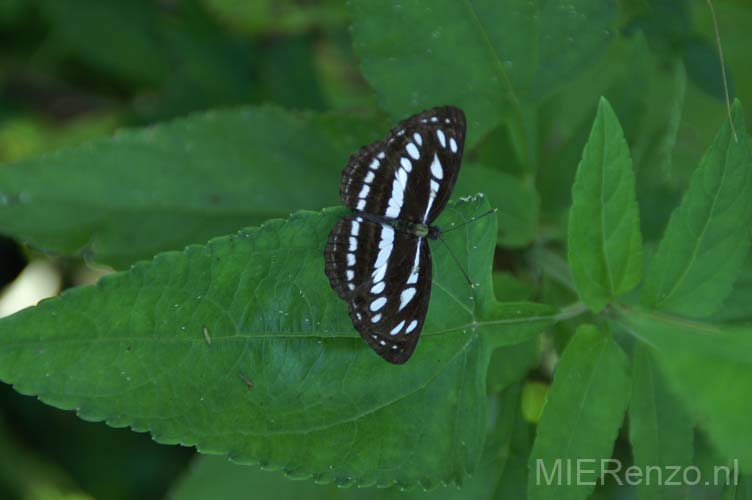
xmin=324 ymin=106 xmax=466 ymax=364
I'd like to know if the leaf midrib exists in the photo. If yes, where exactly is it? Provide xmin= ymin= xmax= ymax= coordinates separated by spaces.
xmin=0 ymin=312 xmax=553 ymax=348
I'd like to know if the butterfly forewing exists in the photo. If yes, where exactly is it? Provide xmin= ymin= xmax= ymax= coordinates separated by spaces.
xmin=340 ymin=106 xmax=466 ymax=224
xmin=324 ymin=216 xmax=431 ymax=364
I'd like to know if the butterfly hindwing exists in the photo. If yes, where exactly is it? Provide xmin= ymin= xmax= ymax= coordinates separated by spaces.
xmin=324 ymin=215 xmax=432 ymax=364
xmin=340 ymin=106 xmax=466 ymax=225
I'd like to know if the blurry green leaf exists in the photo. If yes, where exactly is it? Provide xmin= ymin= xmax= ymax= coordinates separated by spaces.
xmin=695 ymin=1 xmax=752 ymax=126
xmin=348 ymin=0 xmax=617 ymax=147
xmin=0 ymin=199 xmax=553 ymax=488
xmin=616 ymin=305 xmax=752 ymax=471
xmin=201 ymin=0 xmax=347 ymax=36
xmin=0 ymin=0 xmax=29 ymax=25
xmin=36 ymin=0 xmax=166 ymax=85
xmin=0 ymin=413 xmax=91 ymax=500
xmin=456 ymin=164 xmax=539 ymax=247
xmin=528 ymin=324 xmax=630 ymax=500
xmin=724 ymin=474 xmax=752 ymax=500
xmin=628 ymin=344 xmax=693 ymax=500
xmin=682 ymin=36 xmax=733 ymax=101
xmin=568 ymin=98 xmax=643 ymax=312
xmin=256 ymin=36 xmax=327 ymax=111
xmin=486 ymin=339 xmax=539 ymax=393
xmin=492 ymin=272 xmax=534 ymax=303
xmin=493 ymin=407 xmax=533 ymax=499
xmin=0 ymin=106 xmax=378 ymax=268
xmin=528 ymin=1 xmax=617 ymax=101
xmin=712 ymin=255 xmax=752 ymax=324
xmin=641 ymin=101 xmax=752 ymax=318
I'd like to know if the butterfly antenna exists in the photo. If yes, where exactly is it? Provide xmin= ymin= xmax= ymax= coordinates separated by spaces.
xmin=440 ymin=208 xmax=498 ymax=235
xmin=436 ymin=236 xmax=475 ymax=289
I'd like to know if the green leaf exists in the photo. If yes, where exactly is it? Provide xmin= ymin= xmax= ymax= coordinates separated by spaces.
xmin=628 ymin=344 xmax=693 ymax=500
xmin=528 ymin=324 xmax=631 ymax=500
xmin=456 ymin=164 xmax=539 ymax=247
xmin=724 ymin=474 xmax=752 ymax=500
xmin=37 ymin=0 xmax=167 ymax=85
xmin=641 ymin=100 xmax=752 ymax=318
xmin=486 ymin=340 xmax=539 ymax=394
xmin=169 ymin=385 xmax=523 ymax=499
xmin=712 ymin=255 xmax=752 ymax=324
xmin=0 ymin=107 xmax=378 ymax=269
xmin=492 ymin=272 xmax=534 ymax=303
xmin=568 ymin=97 xmax=643 ymax=312
xmin=616 ymin=305 xmax=752 ymax=472
xmin=348 ymin=0 xmax=617 ymax=146
xmin=0 ymin=198 xmax=553 ymax=489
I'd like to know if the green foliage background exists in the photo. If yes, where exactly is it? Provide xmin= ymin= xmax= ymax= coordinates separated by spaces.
xmin=0 ymin=0 xmax=751 ymax=499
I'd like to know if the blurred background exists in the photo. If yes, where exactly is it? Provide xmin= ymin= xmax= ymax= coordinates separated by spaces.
xmin=0 ymin=0 xmax=750 ymax=498
xmin=0 ymin=1 xmax=372 ymax=498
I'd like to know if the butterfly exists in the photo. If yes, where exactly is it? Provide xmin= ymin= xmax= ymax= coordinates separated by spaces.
xmin=324 ymin=106 xmax=466 ymax=364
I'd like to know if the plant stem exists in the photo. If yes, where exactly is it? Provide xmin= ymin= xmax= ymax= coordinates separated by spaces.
xmin=554 ymin=302 xmax=589 ymax=322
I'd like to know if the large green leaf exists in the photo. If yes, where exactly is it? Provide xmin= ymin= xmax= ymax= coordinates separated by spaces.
xmin=616 ymin=305 xmax=752 ymax=472
xmin=168 ymin=385 xmax=523 ymax=500
xmin=0 ymin=198 xmax=553 ymax=489
xmin=0 ymin=107 xmax=378 ymax=269
xmin=528 ymin=324 xmax=631 ymax=500
xmin=568 ymin=97 xmax=643 ymax=312
xmin=628 ymin=344 xmax=693 ymax=500
xmin=641 ymin=101 xmax=752 ymax=318
xmin=348 ymin=0 xmax=617 ymax=147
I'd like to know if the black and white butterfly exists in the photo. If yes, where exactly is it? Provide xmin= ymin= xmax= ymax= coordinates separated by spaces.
xmin=324 ymin=106 xmax=466 ymax=364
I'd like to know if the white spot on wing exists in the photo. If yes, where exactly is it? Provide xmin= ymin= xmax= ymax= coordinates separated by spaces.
xmin=351 ymin=220 xmax=360 ymax=236
xmin=371 ymin=313 xmax=382 ymax=323
xmin=430 ymin=154 xmax=443 ymax=179
xmin=370 ymin=297 xmax=386 ymax=312
xmin=406 ymin=320 xmax=419 ymax=334
xmin=450 ymin=137 xmax=458 ymax=153
xmin=431 ymin=116 xmax=438 ymax=123
xmin=386 ymin=175 xmax=405 ymax=218
xmin=400 ymin=157 xmax=412 ymax=172
xmin=399 ymin=287 xmax=416 ymax=310
xmin=369 ymin=159 xmax=380 ymax=170
xmin=413 ymin=132 xmax=422 ymax=146
xmin=374 ymin=242 xmax=392 ymax=268
xmin=372 ymin=265 xmax=387 ymax=283
xmin=347 ymin=270 xmax=354 ymax=281
xmin=356 ymin=199 xmax=366 ymax=210
xmin=380 ymin=225 xmax=394 ymax=245
xmin=371 ymin=282 xmax=385 ymax=294
xmin=436 ymin=129 xmax=446 ymax=148
xmin=347 ymin=253 xmax=355 ymax=266
xmin=349 ymin=237 xmax=357 ymax=252
xmin=406 ymin=143 xmax=419 ymax=159
xmin=364 ymin=171 xmax=375 ymax=184
xmin=390 ymin=320 xmax=406 ymax=335
xmin=407 ymin=244 xmax=421 ymax=284
xmin=358 ymin=184 xmax=370 ymax=199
